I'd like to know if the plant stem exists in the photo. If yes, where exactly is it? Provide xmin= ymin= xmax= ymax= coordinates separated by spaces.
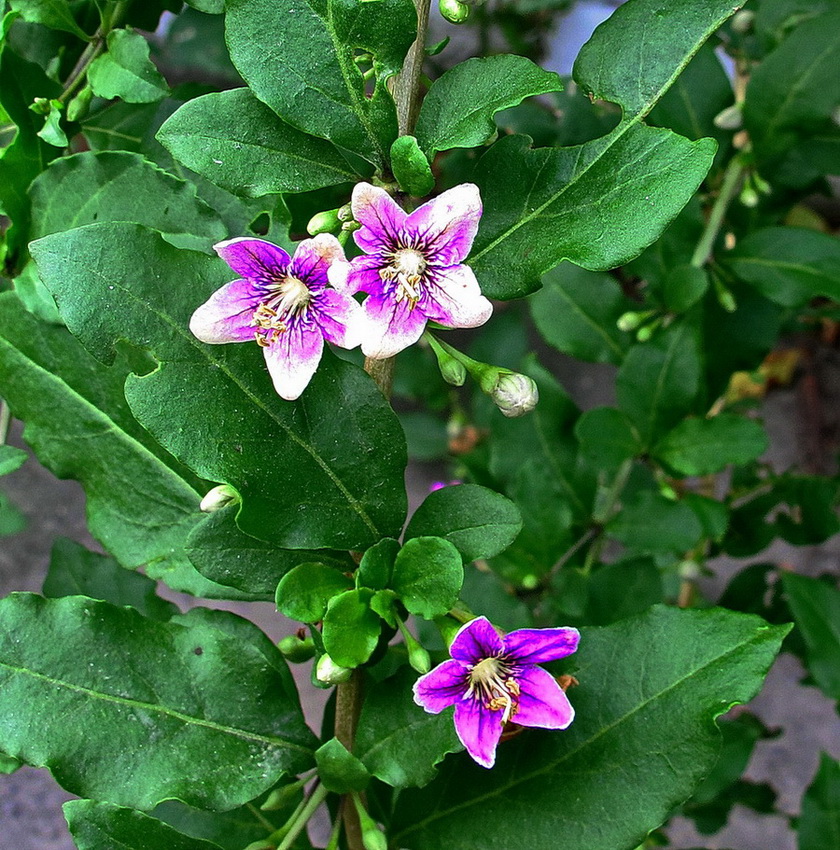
xmin=335 ymin=670 xmax=365 ymax=849
xmin=363 ymin=355 xmax=396 ymax=397
xmin=0 ymin=400 xmax=10 ymax=446
xmin=689 ymin=157 xmax=745 ymax=269
xmin=394 ymin=0 xmax=433 ymax=136
xmin=274 ymin=783 xmax=328 ymax=850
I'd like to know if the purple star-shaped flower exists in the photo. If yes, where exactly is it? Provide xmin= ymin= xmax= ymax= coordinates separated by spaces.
xmin=189 ymin=235 xmax=361 ymax=401
xmin=331 ymin=182 xmax=493 ymax=358
xmin=413 ymin=616 xmax=579 ymax=769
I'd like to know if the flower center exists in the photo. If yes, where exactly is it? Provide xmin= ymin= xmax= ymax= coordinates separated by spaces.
xmin=381 ymin=247 xmax=427 ymax=306
xmin=252 ymin=276 xmax=311 ymax=347
xmin=467 ymin=656 xmax=520 ymax=725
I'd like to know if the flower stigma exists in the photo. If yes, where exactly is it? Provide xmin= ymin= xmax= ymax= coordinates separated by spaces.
xmin=381 ymin=246 xmax=427 ymax=305
xmin=467 ymin=655 xmax=520 ymax=725
xmin=252 ymin=275 xmax=311 ymax=347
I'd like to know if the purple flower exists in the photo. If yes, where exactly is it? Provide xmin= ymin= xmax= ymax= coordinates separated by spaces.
xmin=190 ymin=235 xmax=361 ymax=401
xmin=331 ymin=182 xmax=493 ymax=358
xmin=413 ymin=616 xmax=579 ymax=768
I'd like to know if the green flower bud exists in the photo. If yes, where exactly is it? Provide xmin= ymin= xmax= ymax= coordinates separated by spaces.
xmin=713 ymin=104 xmax=742 ymax=131
xmin=482 ymin=370 xmax=539 ymax=418
xmin=199 ymin=484 xmax=239 ymax=513
xmin=278 ymin=634 xmax=316 ymax=663
xmin=66 ymin=85 xmax=93 ymax=122
xmin=439 ymin=0 xmax=470 ymax=24
xmin=260 ymin=780 xmax=304 ymax=810
xmin=397 ymin=620 xmax=431 ymax=674
xmin=731 ymin=9 xmax=755 ymax=34
xmin=362 ymin=828 xmax=388 ymax=850
xmin=617 ymin=310 xmax=655 ymax=332
xmin=307 ymin=208 xmax=342 ymax=236
xmin=337 ymin=203 xmax=354 ymax=222
xmin=316 ymin=653 xmax=353 ymax=685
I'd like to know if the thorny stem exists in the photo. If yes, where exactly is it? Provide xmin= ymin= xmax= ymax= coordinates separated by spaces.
xmin=689 ymin=156 xmax=746 ymax=269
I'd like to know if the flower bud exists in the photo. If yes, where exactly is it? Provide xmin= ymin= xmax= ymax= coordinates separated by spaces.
xmin=66 ymin=84 xmax=93 ymax=122
xmin=617 ymin=310 xmax=655 ymax=332
xmin=337 ymin=203 xmax=354 ymax=222
xmin=307 ymin=208 xmax=341 ymax=236
xmin=439 ymin=0 xmax=470 ymax=24
xmin=731 ymin=9 xmax=754 ymax=34
xmin=199 ymin=484 xmax=239 ymax=513
xmin=362 ymin=828 xmax=388 ymax=850
xmin=316 ymin=654 xmax=353 ymax=685
xmin=278 ymin=634 xmax=316 ymax=663
xmin=260 ymin=779 xmax=304 ymax=810
xmin=713 ymin=104 xmax=742 ymax=131
xmin=398 ymin=621 xmax=431 ymax=674
xmin=482 ymin=370 xmax=539 ymax=418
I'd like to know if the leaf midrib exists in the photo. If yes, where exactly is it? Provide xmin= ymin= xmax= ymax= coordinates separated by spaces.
xmin=0 ymin=659 xmax=313 ymax=755
xmin=468 ymin=7 xmax=734 ymax=266
xmin=393 ymin=626 xmax=777 ymax=840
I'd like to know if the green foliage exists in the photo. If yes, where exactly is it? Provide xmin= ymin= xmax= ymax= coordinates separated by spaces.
xmin=225 ymin=0 xmax=416 ymax=167
xmin=43 ymin=538 xmax=179 ymax=621
xmin=30 ymin=223 xmax=408 ymax=550
xmin=276 ymin=562 xmax=353 ymax=623
xmin=390 ymin=537 xmax=464 ymax=620
xmin=390 ymin=135 xmax=435 ymax=196
xmin=64 ymin=800 xmax=224 ymax=850
xmin=403 ymin=484 xmax=522 ymax=563
xmin=799 ymin=754 xmax=840 ymax=850
xmin=354 ymin=667 xmax=462 ymax=788
xmin=0 ymin=444 xmax=27 ymax=476
xmin=0 ymin=594 xmax=315 ymax=810
xmin=158 ymin=89 xmax=363 ymax=197
xmin=8 ymin=0 xmax=89 ymax=40
xmin=315 ymin=737 xmax=371 ymax=793
xmin=782 ymin=573 xmax=840 ymax=700
xmin=415 ymin=54 xmax=562 ymax=156
xmin=390 ymin=606 xmax=789 ymax=850
xmin=323 ymin=588 xmax=382 ymax=667
xmin=88 ymin=29 xmax=170 ymax=104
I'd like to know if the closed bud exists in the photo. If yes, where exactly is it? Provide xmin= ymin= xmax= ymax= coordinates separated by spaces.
xmin=731 ymin=9 xmax=755 ymax=34
xmin=482 ymin=370 xmax=539 ymax=418
xmin=307 ymin=208 xmax=341 ymax=236
xmin=617 ymin=310 xmax=654 ymax=332
xmin=713 ymin=104 xmax=742 ymax=131
xmin=260 ymin=780 xmax=304 ymax=810
xmin=199 ymin=484 xmax=239 ymax=513
xmin=67 ymin=85 xmax=92 ymax=122
xmin=337 ymin=203 xmax=354 ymax=222
xmin=316 ymin=654 xmax=353 ymax=684
xmin=439 ymin=0 xmax=470 ymax=24
xmin=362 ymin=828 xmax=388 ymax=850
xmin=278 ymin=634 xmax=316 ymax=663
xmin=739 ymin=182 xmax=760 ymax=208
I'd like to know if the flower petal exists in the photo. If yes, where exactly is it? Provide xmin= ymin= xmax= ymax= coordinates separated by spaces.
xmin=422 ymin=264 xmax=493 ymax=328
xmin=405 ymin=183 xmax=482 ymax=265
xmin=262 ymin=321 xmax=324 ymax=401
xmin=352 ymin=182 xmax=405 ymax=253
xmin=214 ymin=237 xmax=290 ymax=283
xmin=413 ymin=659 xmax=469 ymax=714
xmin=189 ymin=278 xmax=261 ymax=344
xmin=503 ymin=627 xmax=580 ymax=664
xmin=449 ymin=616 xmax=504 ymax=664
xmin=345 ymin=254 xmax=387 ymax=297
xmin=359 ymin=292 xmax=427 ymax=358
xmin=290 ymin=233 xmax=345 ymax=290
xmin=512 ymin=665 xmax=575 ymax=730
xmin=313 ymin=288 xmax=364 ymax=349
xmin=454 ymin=697 xmax=504 ymax=769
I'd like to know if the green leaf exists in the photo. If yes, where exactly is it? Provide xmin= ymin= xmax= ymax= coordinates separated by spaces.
xmin=391 ymin=537 xmax=464 ymax=620
xmin=322 ymin=588 xmax=382 ymax=668
xmin=0 ymin=751 xmax=20 ymax=773
xmin=88 ymin=28 xmax=170 ymax=104
xmin=799 ymin=754 xmax=840 ymax=850
xmin=0 ymin=593 xmax=315 ymax=810
xmin=185 ymin=0 xmax=224 ymax=13
xmin=653 ymin=414 xmax=768 ymax=476
xmin=315 ymin=737 xmax=370 ymax=793
xmin=43 ymin=538 xmax=179 ymax=621
xmin=225 ymin=0 xmax=416 ymax=166
xmin=357 ymin=538 xmax=400 ymax=590
xmin=743 ymin=10 xmax=840 ymax=170
xmin=725 ymin=227 xmax=840 ymax=307
xmin=0 ymin=445 xmax=27 ymax=476
xmin=0 ymin=490 xmax=26 ymax=536
xmin=9 ymin=0 xmax=89 ymax=40
xmin=574 ymin=407 xmax=642 ymax=471
xmin=616 ymin=319 xmax=703 ymax=448
xmin=64 ymin=800 xmax=224 ymax=850
xmin=586 ymin=557 xmax=663 ymax=625
xmin=276 ymin=563 xmax=353 ymax=623
xmin=0 ymin=293 xmax=225 ymax=597
xmin=354 ymin=667 xmax=462 ymax=788
xmin=530 ymin=262 xmax=632 ymax=364
xmin=468 ymin=0 xmax=743 ymax=299
xmin=30 ymin=223 xmax=408 ymax=550
xmin=404 ymin=484 xmax=522 ymax=563
xmin=157 ymin=89 xmax=362 ymax=198
xmin=607 ymin=490 xmax=704 ymax=555
xmin=186 ymin=506 xmax=353 ymax=599
xmin=29 ymin=151 xmax=226 ymax=253
xmin=35 ymin=98 xmax=67 ymax=147
xmin=662 ymin=264 xmax=709 ymax=313
xmin=390 ymin=606 xmax=789 ymax=850
xmin=414 ymin=55 xmax=562 ymax=156
xmin=782 ymin=573 xmax=840 ymax=700
xmin=390 ymin=135 xmax=435 ymax=197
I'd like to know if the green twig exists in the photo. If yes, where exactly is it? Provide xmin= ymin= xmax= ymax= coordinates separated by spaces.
xmin=394 ymin=0 xmax=433 ymax=136
xmin=267 ymin=783 xmax=328 ymax=850
xmin=690 ymin=157 xmax=746 ymax=269
xmin=0 ymin=400 xmax=10 ymax=445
